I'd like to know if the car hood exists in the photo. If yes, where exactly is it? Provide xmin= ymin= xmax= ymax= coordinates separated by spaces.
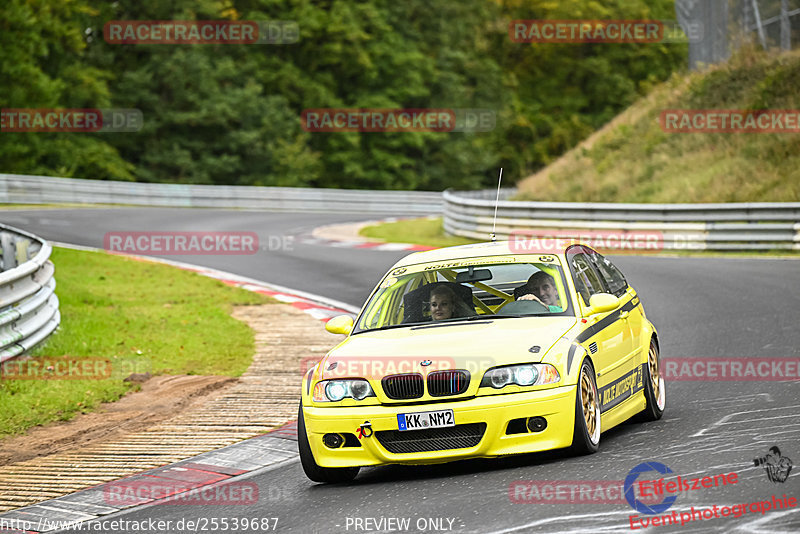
xmin=319 ymin=317 xmax=577 ymax=380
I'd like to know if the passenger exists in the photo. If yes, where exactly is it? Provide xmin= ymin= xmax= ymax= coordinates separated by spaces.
xmin=429 ymin=285 xmax=474 ymax=321
xmin=516 ymin=271 xmax=564 ymax=312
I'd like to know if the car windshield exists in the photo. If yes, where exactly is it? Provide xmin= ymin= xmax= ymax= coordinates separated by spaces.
xmin=353 ymin=257 xmax=573 ymax=333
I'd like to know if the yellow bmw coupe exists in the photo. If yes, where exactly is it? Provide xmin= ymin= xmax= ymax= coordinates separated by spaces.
xmin=298 ymin=241 xmax=665 ymax=483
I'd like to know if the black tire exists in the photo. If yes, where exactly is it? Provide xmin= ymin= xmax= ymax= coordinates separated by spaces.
xmin=297 ymin=402 xmax=360 ymax=483
xmin=570 ymin=359 xmax=600 ymax=455
xmin=638 ymin=339 xmax=665 ymax=422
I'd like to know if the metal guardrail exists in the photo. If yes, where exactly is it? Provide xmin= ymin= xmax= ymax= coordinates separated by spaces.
xmin=2 ymin=174 xmax=797 ymax=251
xmin=0 ymin=224 xmax=60 ymax=363
xmin=0 ymin=174 xmax=443 ymax=214
xmin=444 ymin=189 xmax=800 ymax=251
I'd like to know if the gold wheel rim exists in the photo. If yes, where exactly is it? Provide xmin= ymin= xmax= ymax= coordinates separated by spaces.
xmin=648 ymin=344 xmax=660 ymax=401
xmin=581 ymin=369 xmax=597 ymax=438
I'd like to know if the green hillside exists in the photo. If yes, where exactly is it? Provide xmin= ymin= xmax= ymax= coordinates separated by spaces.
xmin=516 ymin=48 xmax=800 ymax=203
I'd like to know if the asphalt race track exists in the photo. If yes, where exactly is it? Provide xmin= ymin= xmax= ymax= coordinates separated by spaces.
xmin=3 ymin=207 xmax=800 ymax=534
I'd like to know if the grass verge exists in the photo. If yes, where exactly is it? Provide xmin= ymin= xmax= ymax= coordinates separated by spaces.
xmin=0 ymin=247 xmax=272 ymax=437
xmin=360 ymin=218 xmax=477 ymax=248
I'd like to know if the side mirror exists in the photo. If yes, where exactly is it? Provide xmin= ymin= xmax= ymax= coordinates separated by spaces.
xmin=325 ymin=315 xmax=354 ymax=335
xmin=588 ymin=293 xmax=620 ymax=315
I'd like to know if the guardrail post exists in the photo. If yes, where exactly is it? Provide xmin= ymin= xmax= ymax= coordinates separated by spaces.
xmin=1 ymin=233 xmax=17 ymax=271
xmin=16 ymin=238 xmax=30 ymax=265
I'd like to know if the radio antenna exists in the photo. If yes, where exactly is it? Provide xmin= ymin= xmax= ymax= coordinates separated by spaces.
xmin=490 ymin=168 xmax=503 ymax=242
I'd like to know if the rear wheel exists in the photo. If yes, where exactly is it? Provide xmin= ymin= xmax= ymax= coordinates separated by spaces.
xmin=639 ymin=339 xmax=665 ymax=421
xmin=570 ymin=360 xmax=600 ymax=455
xmin=297 ymin=402 xmax=360 ymax=483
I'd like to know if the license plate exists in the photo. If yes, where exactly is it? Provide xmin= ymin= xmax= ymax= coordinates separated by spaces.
xmin=397 ymin=409 xmax=454 ymax=431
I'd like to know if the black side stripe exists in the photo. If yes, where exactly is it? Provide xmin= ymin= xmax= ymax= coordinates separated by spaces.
xmin=576 ymin=298 xmax=638 ymax=344
xmin=305 ymin=367 xmax=314 ymax=395
xmin=567 ymin=343 xmax=578 ymax=375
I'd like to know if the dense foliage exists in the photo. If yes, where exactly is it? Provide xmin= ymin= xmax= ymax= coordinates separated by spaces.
xmin=0 ymin=0 xmax=685 ymax=189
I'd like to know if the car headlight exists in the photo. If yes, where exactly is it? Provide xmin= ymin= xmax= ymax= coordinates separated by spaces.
xmin=480 ymin=364 xmax=560 ymax=389
xmin=313 ymin=379 xmax=376 ymax=402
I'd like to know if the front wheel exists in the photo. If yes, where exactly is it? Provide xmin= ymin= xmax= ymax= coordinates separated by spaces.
xmin=570 ymin=360 xmax=600 ymax=455
xmin=297 ymin=402 xmax=360 ymax=483
xmin=638 ymin=339 xmax=665 ymax=421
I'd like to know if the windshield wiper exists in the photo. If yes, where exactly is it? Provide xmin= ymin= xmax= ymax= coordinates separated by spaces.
xmin=454 ymin=313 xmax=540 ymax=320
xmin=356 ymin=314 xmax=543 ymax=334
xmin=354 ymin=322 xmax=428 ymax=334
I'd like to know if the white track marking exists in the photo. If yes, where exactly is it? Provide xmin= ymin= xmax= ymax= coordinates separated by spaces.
xmin=691 ymin=404 xmax=800 ymax=437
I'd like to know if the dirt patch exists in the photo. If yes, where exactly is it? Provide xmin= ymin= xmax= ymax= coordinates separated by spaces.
xmin=0 ymin=303 xmax=342 ymax=513
xmin=0 ymin=374 xmax=236 ymax=465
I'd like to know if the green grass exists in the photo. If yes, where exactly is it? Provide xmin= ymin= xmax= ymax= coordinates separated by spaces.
xmin=0 ymin=247 xmax=271 ymax=437
xmin=516 ymin=47 xmax=800 ymax=203
xmin=360 ymin=217 xmax=478 ymax=248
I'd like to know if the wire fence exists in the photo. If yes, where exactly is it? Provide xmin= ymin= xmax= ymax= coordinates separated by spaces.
xmin=676 ymin=0 xmax=800 ymax=69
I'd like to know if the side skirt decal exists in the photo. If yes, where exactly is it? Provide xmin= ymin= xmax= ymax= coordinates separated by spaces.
xmin=598 ymin=363 xmax=646 ymax=413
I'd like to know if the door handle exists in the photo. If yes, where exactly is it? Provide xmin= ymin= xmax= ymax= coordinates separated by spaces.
xmin=619 ymin=310 xmax=629 ymax=320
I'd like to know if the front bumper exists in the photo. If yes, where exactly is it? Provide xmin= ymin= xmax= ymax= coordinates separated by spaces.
xmin=303 ymin=385 xmax=576 ymax=467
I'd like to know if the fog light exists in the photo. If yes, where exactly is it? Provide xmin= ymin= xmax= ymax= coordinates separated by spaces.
xmin=527 ymin=417 xmax=547 ymax=432
xmin=323 ymin=433 xmax=344 ymax=448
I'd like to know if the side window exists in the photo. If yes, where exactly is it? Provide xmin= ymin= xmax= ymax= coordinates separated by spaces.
xmin=570 ymin=253 xmax=605 ymax=306
xmin=589 ymin=253 xmax=628 ymax=296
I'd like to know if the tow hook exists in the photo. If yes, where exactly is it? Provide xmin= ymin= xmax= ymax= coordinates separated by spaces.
xmin=357 ymin=421 xmax=373 ymax=439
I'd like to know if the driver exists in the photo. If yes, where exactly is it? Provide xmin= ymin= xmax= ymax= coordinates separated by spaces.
xmin=516 ymin=271 xmax=564 ymax=312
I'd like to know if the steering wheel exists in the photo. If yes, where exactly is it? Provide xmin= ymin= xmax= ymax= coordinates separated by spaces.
xmin=493 ymin=295 xmax=516 ymax=314
xmin=494 ymin=299 xmax=549 ymax=316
